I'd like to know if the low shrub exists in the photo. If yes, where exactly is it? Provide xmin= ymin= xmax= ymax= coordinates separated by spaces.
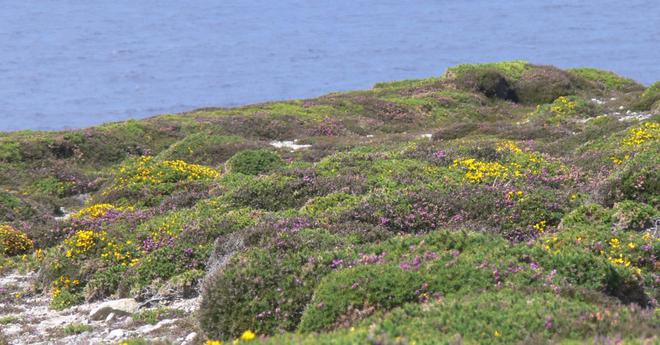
xmin=62 ymin=323 xmax=93 ymax=335
xmin=599 ymin=149 xmax=659 ymax=206
xmin=568 ymin=67 xmax=643 ymax=92
xmin=225 ymin=149 xmax=283 ymax=175
xmin=514 ymin=65 xmax=587 ymax=104
xmin=632 ymin=82 xmax=660 ymax=110
xmin=611 ymin=200 xmax=657 ymax=231
xmin=158 ymin=133 xmax=255 ymax=165
xmin=0 ymin=224 xmax=33 ymax=257
xmin=199 ymin=248 xmax=337 ymax=338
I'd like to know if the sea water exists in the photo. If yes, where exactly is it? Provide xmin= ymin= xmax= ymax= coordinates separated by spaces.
xmin=1 ymin=0 xmax=658 ymax=131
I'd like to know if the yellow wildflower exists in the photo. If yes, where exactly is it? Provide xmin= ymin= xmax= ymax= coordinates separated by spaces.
xmin=240 ymin=330 xmax=256 ymax=341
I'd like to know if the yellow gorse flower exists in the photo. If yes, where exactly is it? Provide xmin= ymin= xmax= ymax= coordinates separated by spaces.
xmin=496 ymin=140 xmax=523 ymax=154
xmin=453 ymin=158 xmax=508 ymax=183
xmin=622 ymin=122 xmax=659 ymax=148
xmin=71 ymin=203 xmax=133 ymax=219
xmin=533 ymin=220 xmax=547 ymax=233
xmin=108 ymin=156 xmax=219 ymax=195
xmin=240 ymin=330 xmax=256 ymax=341
xmin=608 ymin=238 xmax=620 ymax=249
xmin=550 ymin=96 xmax=577 ymax=116
xmin=0 ymin=224 xmax=34 ymax=256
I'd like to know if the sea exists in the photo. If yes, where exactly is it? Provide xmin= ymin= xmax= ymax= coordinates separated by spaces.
xmin=1 ymin=0 xmax=659 ymax=132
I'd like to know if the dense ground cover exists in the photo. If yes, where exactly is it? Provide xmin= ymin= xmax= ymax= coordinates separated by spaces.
xmin=1 ymin=62 xmax=658 ymax=344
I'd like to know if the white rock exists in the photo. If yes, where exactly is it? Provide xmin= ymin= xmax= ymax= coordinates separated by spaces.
xmin=269 ymin=140 xmax=311 ymax=151
xmin=618 ymin=113 xmax=652 ymax=122
xmin=89 ymin=299 xmax=138 ymax=320
xmin=106 ymin=329 xmax=126 ymax=340
xmin=54 ymin=207 xmax=71 ymax=221
xmin=182 ymin=332 xmax=198 ymax=345
xmin=3 ymin=324 xmax=21 ymax=336
xmin=105 ymin=312 xmax=116 ymax=323
xmin=136 ymin=319 xmax=177 ymax=334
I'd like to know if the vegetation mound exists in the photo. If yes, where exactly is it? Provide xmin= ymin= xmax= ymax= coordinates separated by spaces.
xmin=0 ymin=62 xmax=658 ymax=344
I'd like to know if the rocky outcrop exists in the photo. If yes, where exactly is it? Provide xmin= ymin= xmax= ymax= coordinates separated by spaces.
xmin=0 ymin=271 xmax=199 ymax=345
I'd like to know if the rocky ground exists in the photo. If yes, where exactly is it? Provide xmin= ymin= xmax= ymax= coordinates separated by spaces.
xmin=0 ymin=271 xmax=198 ymax=345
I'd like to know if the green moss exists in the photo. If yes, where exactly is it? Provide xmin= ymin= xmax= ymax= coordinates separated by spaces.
xmin=300 ymin=192 xmax=361 ymax=219
xmin=444 ymin=60 xmax=530 ymax=81
xmin=61 ymin=323 xmax=93 ymax=335
xmin=373 ymin=77 xmax=441 ymax=91
xmin=633 ymin=81 xmax=660 ymax=110
xmin=0 ymin=141 xmax=21 ymax=163
xmin=225 ymin=149 xmax=283 ymax=175
xmin=514 ymin=65 xmax=586 ymax=104
xmin=568 ymin=67 xmax=643 ymax=91
xmin=132 ymin=307 xmax=184 ymax=325
xmin=0 ymin=316 xmax=18 ymax=325
xmin=31 ymin=177 xmax=75 ymax=197
xmin=199 ymin=247 xmax=337 ymax=339
xmin=158 ymin=133 xmax=249 ymax=165
xmin=268 ymin=288 xmax=656 ymax=345
xmin=50 ymin=289 xmax=83 ymax=311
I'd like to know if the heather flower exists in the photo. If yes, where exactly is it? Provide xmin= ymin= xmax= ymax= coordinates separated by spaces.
xmin=330 ymin=259 xmax=344 ymax=269
xmin=433 ymin=150 xmax=447 ymax=159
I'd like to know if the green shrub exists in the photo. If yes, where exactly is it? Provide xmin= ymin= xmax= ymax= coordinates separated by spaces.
xmin=559 ymin=204 xmax=612 ymax=229
xmin=0 ymin=224 xmax=33 ymax=257
xmin=127 ymin=244 xmax=210 ymax=292
xmin=31 ymin=177 xmax=75 ymax=197
xmin=568 ymin=68 xmax=643 ymax=92
xmin=84 ymin=265 xmax=127 ymax=302
xmin=0 ymin=141 xmax=22 ymax=163
xmin=612 ymin=200 xmax=657 ymax=231
xmin=452 ymin=69 xmax=517 ymax=101
xmin=225 ymin=149 xmax=283 ymax=175
xmin=99 ymin=155 xmax=219 ymax=206
xmin=632 ymin=82 xmax=660 ymax=110
xmin=0 ymin=316 xmax=18 ymax=325
xmin=599 ymin=149 xmax=659 ymax=206
xmin=230 ymin=175 xmax=314 ymax=211
xmin=298 ymin=264 xmax=425 ymax=332
xmin=514 ymin=65 xmax=587 ymax=104
xmin=159 ymin=133 xmax=254 ymax=165
xmin=132 ymin=307 xmax=183 ymax=325
xmin=444 ymin=61 xmax=530 ymax=81
xmin=300 ymin=192 xmax=361 ymax=219
xmin=50 ymin=289 xmax=83 ymax=311
xmin=199 ymin=248 xmax=336 ymax=339
xmin=0 ymin=191 xmax=34 ymax=222
xmin=62 ymin=323 xmax=93 ymax=335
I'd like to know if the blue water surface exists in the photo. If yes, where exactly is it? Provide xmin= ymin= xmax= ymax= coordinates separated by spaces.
xmin=1 ymin=0 xmax=659 ymax=131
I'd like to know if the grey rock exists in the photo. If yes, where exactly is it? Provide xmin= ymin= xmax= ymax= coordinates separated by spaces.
xmin=106 ymin=329 xmax=126 ymax=340
xmin=89 ymin=299 xmax=138 ymax=321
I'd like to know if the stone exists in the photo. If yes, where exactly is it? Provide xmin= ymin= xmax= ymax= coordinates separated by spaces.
xmin=105 ymin=312 xmax=116 ymax=323
xmin=136 ymin=318 xmax=177 ymax=334
xmin=89 ymin=299 xmax=138 ymax=321
xmin=106 ymin=329 xmax=126 ymax=340
xmin=182 ymin=332 xmax=198 ymax=345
